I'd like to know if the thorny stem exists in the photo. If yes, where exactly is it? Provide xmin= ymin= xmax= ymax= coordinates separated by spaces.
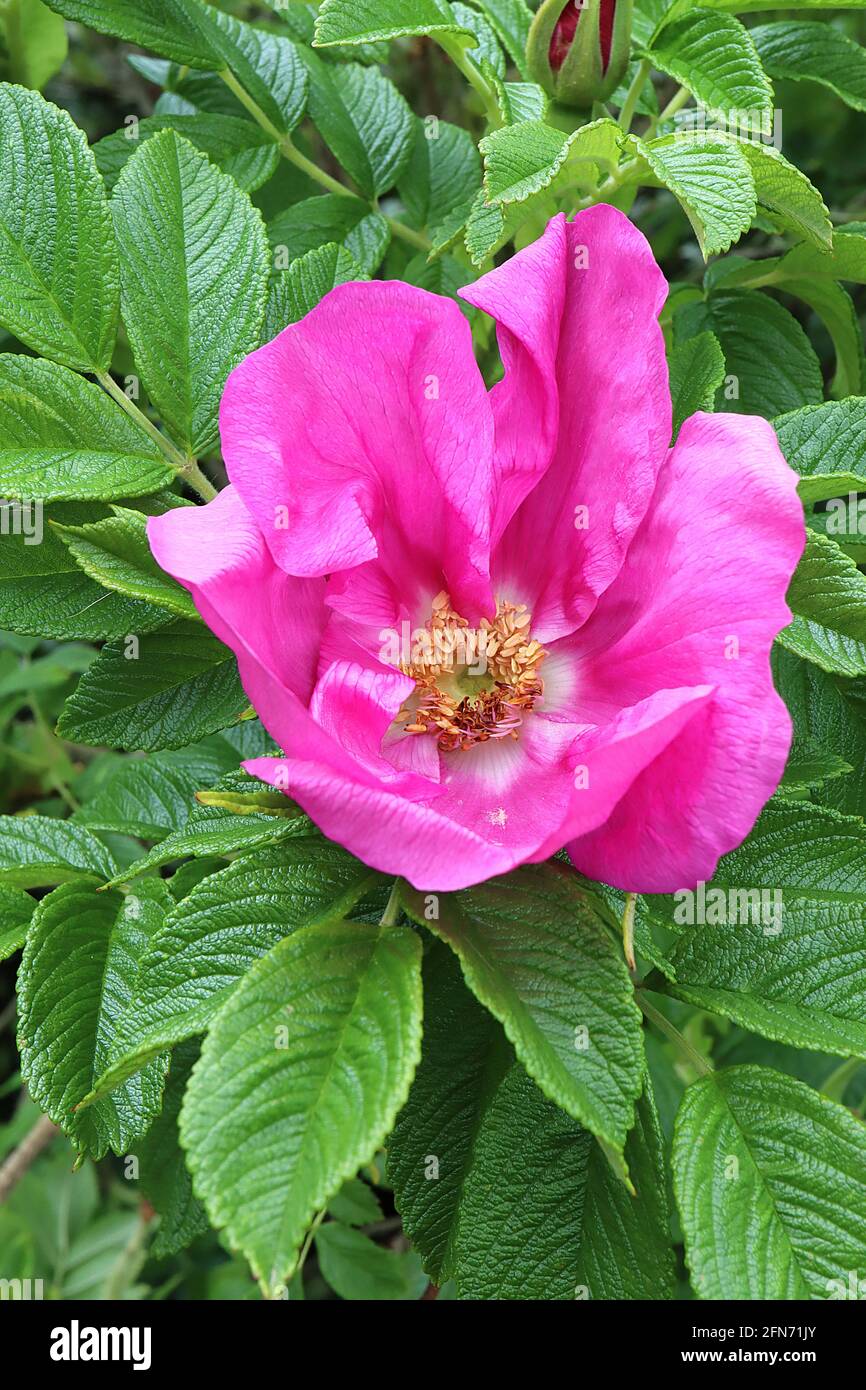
xmin=636 ymin=991 xmax=714 ymax=1077
xmin=95 ymin=371 xmax=217 ymax=502
xmin=0 ymin=1113 xmax=59 ymax=1206
xmin=219 ymin=68 xmax=433 ymax=250
xmin=439 ymin=36 xmax=502 ymax=130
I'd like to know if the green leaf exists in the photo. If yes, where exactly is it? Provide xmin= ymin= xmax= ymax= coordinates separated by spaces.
xmin=0 ymin=884 xmax=35 ymax=961
xmin=752 ymin=20 xmax=866 ymax=112
xmin=53 ymin=507 xmax=199 ymax=621
xmin=453 ymin=2 xmax=506 ymax=76
xmin=0 ymin=84 xmax=118 ymax=371
xmin=398 ymin=118 xmax=481 ymax=247
xmin=180 ymin=915 xmax=423 ymax=1294
xmin=0 ymin=815 xmax=117 ymax=888
xmin=667 ymin=330 xmax=725 ymax=440
xmin=675 ymin=289 xmax=823 ymax=418
xmin=650 ymin=9 xmax=773 ymax=117
xmin=628 ymin=132 xmax=756 ymax=257
xmin=674 ymin=1065 xmax=866 ymax=1299
xmin=300 ymin=51 xmax=414 ymax=200
xmin=135 ymin=1039 xmax=209 ymax=1258
xmin=780 ymin=275 xmax=863 ymax=397
xmin=106 ymin=769 xmax=313 ymax=884
xmin=390 ymin=940 xmax=673 ymax=1298
xmin=268 ymin=194 xmax=391 ymax=276
xmin=465 ymin=0 xmax=533 ymax=76
xmin=773 ymin=646 xmax=866 ymax=820
xmin=94 ymin=113 xmax=280 ymax=194
xmin=42 ymin=0 xmax=223 ymax=68
xmin=496 ymin=80 xmax=548 ymax=124
xmin=17 ymin=879 xmax=168 ymax=1158
xmin=315 ymin=0 xmax=474 ymax=47
xmin=0 ymin=355 xmax=175 ymax=502
xmin=314 ymin=1222 xmax=427 ymax=1300
xmin=776 ymin=398 xmax=866 ymax=504
xmin=73 ymin=736 xmax=239 ymax=840
xmin=481 ymin=117 xmax=621 ymax=206
xmin=327 ymin=1177 xmax=381 ymax=1227
xmin=781 ymin=528 xmax=866 ymax=677
xmin=0 ymin=501 xmax=173 ymax=641
xmin=112 ymin=130 xmax=269 ymax=458
xmin=56 ymin=622 xmax=247 ymax=751
xmin=737 ymin=140 xmax=832 ymax=250
xmin=781 ymin=735 xmax=853 ymax=792
xmin=264 ymin=242 xmax=366 ymax=342
xmin=401 ymin=864 xmax=644 ymax=1174
xmin=83 ymin=841 xmax=379 ymax=1102
xmin=202 ymin=8 xmax=308 ymax=136
xmin=651 ymin=799 xmax=866 ymax=1056
xmin=0 ymin=0 xmax=68 ymax=89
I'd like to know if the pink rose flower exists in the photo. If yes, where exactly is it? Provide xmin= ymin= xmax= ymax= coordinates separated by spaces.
xmin=148 ymin=207 xmax=804 ymax=892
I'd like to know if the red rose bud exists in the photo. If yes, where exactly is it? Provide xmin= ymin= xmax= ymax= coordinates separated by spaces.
xmin=527 ymin=0 xmax=633 ymax=109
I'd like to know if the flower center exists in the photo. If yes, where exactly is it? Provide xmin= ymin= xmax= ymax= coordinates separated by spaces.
xmin=396 ymin=591 xmax=546 ymax=752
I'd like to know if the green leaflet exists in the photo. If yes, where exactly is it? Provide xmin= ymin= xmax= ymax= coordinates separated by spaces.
xmin=667 ymin=330 xmax=725 ymax=440
xmin=481 ymin=116 xmax=622 ymax=206
xmin=53 ymin=506 xmax=199 ymax=622
xmin=390 ymin=940 xmax=673 ymax=1298
xmin=268 ymin=195 xmax=391 ymax=276
xmin=644 ymin=798 xmax=866 ymax=1055
xmin=300 ymin=50 xmax=415 ymax=200
xmin=674 ymin=289 xmax=823 ymax=418
xmin=112 ymin=131 xmax=269 ymax=457
xmin=315 ymin=0 xmax=475 ymax=47
xmin=0 ymin=0 xmax=67 ymax=89
xmin=752 ymin=19 xmax=866 ymax=111
xmin=264 ymin=242 xmax=366 ymax=343
xmin=649 ymin=9 xmax=773 ymax=118
xmin=781 ymin=528 xmax=866 ymax=677
xmin=105 ymin=769 xmax=313 ymax=884
xmin=402 ymin=863 xmax=644 ymax=1176
xmin=94 ymin=113 xmax=280 ymax=194
xmin=0 ymin=84 xmax=118 ymax=371
xmin=627 ymin=132 xmax=756 ymax=258
xmin=17 ymin=878 xmax=169 ymax=1158
xmin=0 ymin=354 xmax=174 ymax=502
xmin=73 ymin=735 xmax=240 ymax=841
xmin=674 ymin=1066 xmax=866 ymax=1299
xmin=57 ymin=622 xmax=248 ymax=751
xmin=0 ymin=884 xmax=35 ymax=961
xmin=0 ymin=500 xmax=172 ymax=641
xmin=82 ymin=840 xmax=379 ymax=1101
xmin=0 ymin=814 xmax=118 ymax=888
xmin=180 ymin=915 xmax=423 ymax=1294
xmin=397 ymin=117 xmax=481 ymax=247
xmin=776 ymin=398 xmax=866 ymax=504
xmin=135 ymin=1040 xmax=209 ymax=1258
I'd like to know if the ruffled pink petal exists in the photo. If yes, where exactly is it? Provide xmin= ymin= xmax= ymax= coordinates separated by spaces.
xmin=147 ymin=488 xmax=352 ymax=779
xmin=219 ymin=280 xmax=497 ymax=619
xmin=243 ymin=683 xmax=711 ymax=889
xmin=463 ymin=207 xmax=671 ymax=643
xmin=564 ymin=411 xmax=805 ymax=891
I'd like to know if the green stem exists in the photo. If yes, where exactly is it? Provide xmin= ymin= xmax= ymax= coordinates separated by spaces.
xmin=636 ymin=991 xmax=714 ymax=1077
xmin=821 ymin=1056 xmax=863 ymax=1105
xmin=644 ymin=84 xmax=692 ymax=140
xmin=95 ymin=371 xmax=217 ymax=502
xmin=574 ymin=156 xmax=642 ymax=210
xmin=220 ymin=69 xmax=432 ymax=250
xmin=438 ymin=35 xmax=502 ymax=129
xmin=618 ymin=58 xmax=652 ymax=134
xmin=380 ymin=880 xmax=403 ymax=929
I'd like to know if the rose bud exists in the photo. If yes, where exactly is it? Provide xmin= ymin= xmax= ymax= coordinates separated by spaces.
xmin=527 ymin=0 xmax=633 ymax=109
